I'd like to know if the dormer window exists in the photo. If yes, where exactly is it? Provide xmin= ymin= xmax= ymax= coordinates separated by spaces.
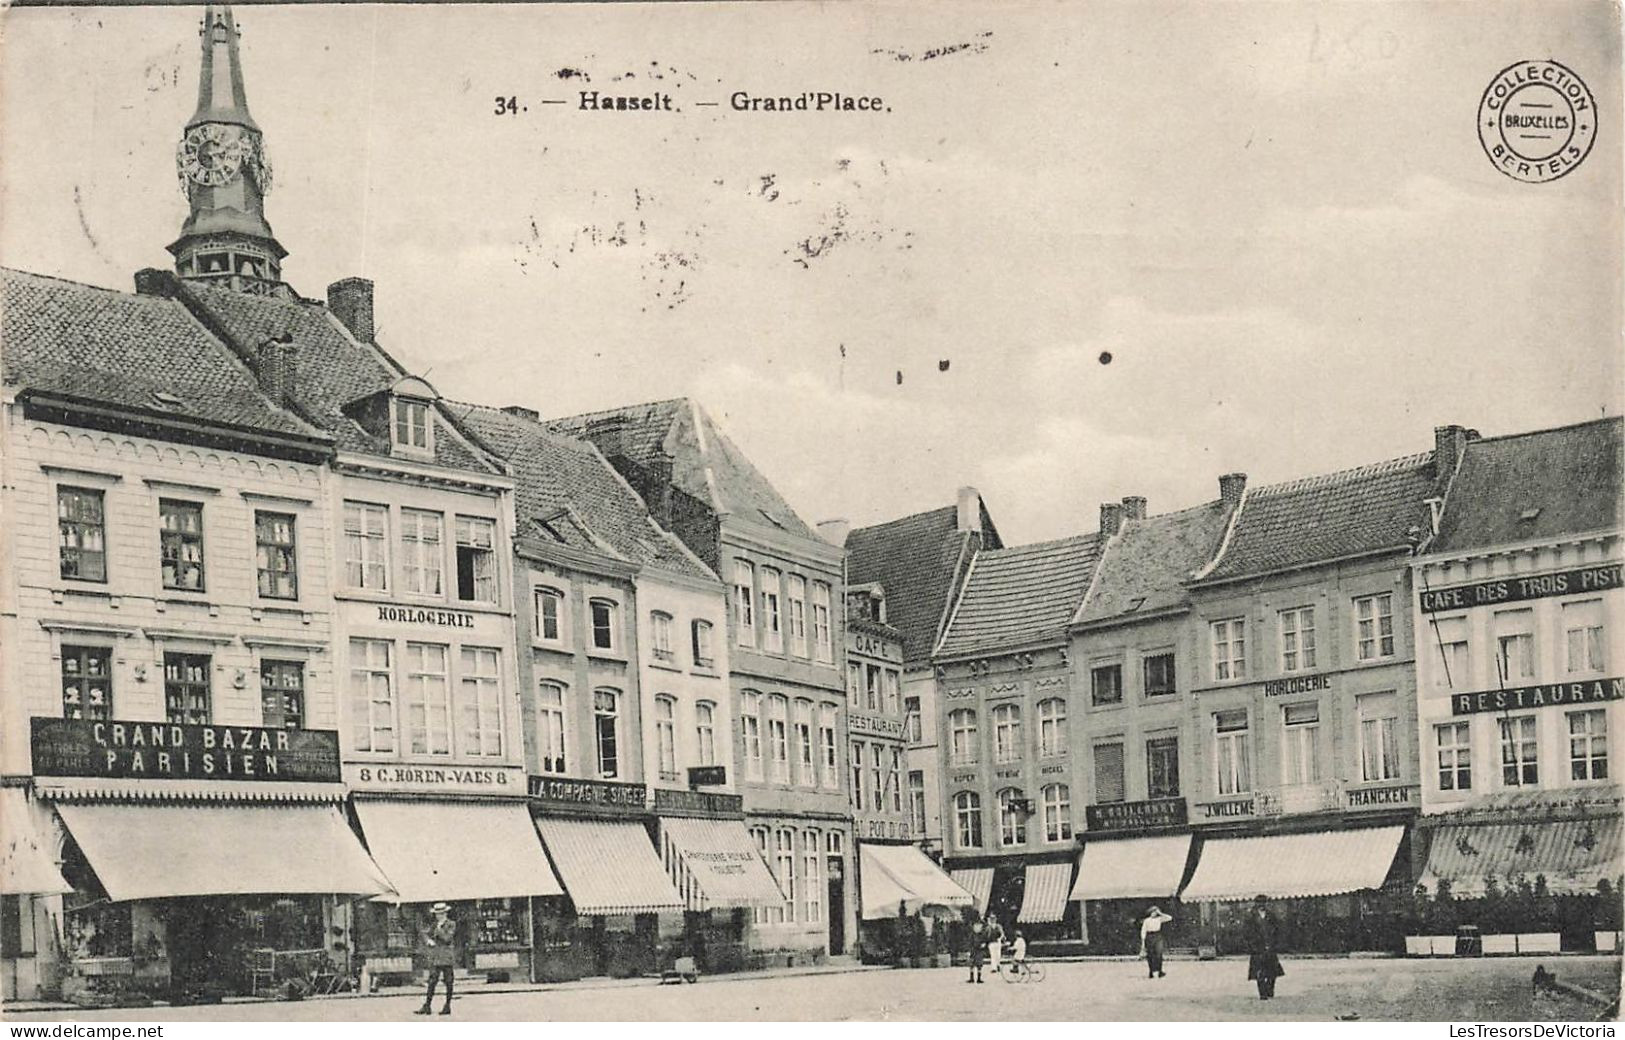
xmin=393 ymin=397 xmax=431 ymax=453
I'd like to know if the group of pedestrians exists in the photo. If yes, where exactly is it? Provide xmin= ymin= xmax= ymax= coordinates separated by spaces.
xmin=965 ymin=894 xmax=1285 ymax=1000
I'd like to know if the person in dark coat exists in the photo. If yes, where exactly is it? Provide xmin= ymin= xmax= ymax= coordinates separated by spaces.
xmin=966 ymin=915 xmax=987 ymax=983
xmin=415 ymin=902 xmax=460 ymax=1016
xmin=1243 ymin=894 xmax=1284 ymax=1000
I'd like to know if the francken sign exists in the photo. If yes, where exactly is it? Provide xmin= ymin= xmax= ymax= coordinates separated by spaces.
xmin=31 ymin=717 xmax=341 ymax=783
xmin=1420 ymin=563 xmax=1622 ymax=614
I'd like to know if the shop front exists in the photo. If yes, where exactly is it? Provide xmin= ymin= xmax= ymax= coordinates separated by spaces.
xmin=1070 ymin=798 xmax=1194 ymax=952
xmin=857 ymin=842 xmax=973 ymax=964
xmin=655 ymin=794 xmax=787 ymax=974
xmin=347 ymin=763 xmax=561 ymax=987
xmin=1 ymin=786 xmax=73 ymax=1001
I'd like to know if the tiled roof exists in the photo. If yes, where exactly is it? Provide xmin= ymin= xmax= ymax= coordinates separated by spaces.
xmin=846 ymin=505 xmax=974 ymax=664
xmin=1077 ymin=500 xmax=1231 ymax=625
xmin=548 ymin=399 xmax=816 ymax=538
xmin=1 ymin=268 xmax=325 ymax=442
xmin=1430 ymin=417 xmax=1622 ymax=553
xmin=1199 ymin=453 xmax=1437 ymax=583
xmin=453 ymin=403 xmax=713 ymax=582
xmin=936 ymin=533 xmax=1104 ymax=657
xmin=171 ymin=280 xmax=499 ymax=473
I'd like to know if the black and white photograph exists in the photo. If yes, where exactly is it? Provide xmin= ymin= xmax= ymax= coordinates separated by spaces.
xmin=0 ymin=0 xmax=1620 ymax=1028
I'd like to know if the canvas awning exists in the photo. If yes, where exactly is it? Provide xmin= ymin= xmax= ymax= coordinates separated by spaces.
xmin=55 ymin=801 xmax=392 ymax=902
xmin=859 ymin=843 xmax=973 ymax=919
xmin=1181 ymin=825 xmax=1404 ymax=902
xmin=950 ymin=867 xmax=994 ymax=913
xmin=354 ymin=799 xmax=562 ymax=904
xmin=1419 ymin=817 xmax=1623 ymax=898
xmin=658 ymin=816 xmax=785 ymax=910
xmin=0 ymin=789 xmax=70 ymax=895
xmin=535 ymin=817 xmax=683 ymax=915
xmin=1069 ymin=834 xmax=1193 ymax=901
xmin=1017 ymin=861 xmax=1074 ymax=923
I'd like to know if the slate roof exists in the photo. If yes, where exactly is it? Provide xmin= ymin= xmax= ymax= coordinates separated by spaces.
xmin=1430 ymin=417 xmax=1622 ymax=553
xmin=547 ymin=399 xmax=816 ymax=539
xmin=452 ymin=402 xmax=714 ymax=582
xmin=169 ymin=278 xmax=499 ymax=474
xmin=1076 ymin=500 xmax=1231 ymax=625
xmin=936 ymin=533 xmax=1105 ymax=657
xmin=1 ymin=268 xmax=325 ymax=443
xmin=847 ymin=505 xmax=980 ymax=664
xmin=1198 ymin=452 xmax=1438 ymax=583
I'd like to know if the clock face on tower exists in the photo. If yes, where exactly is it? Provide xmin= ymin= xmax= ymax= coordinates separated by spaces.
xmin=177 ymin=123 xmax=247 ymax=188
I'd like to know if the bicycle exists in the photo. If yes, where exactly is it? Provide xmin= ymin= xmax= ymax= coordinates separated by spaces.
xmin=998 ymin=959 xmax=1045 ymax=983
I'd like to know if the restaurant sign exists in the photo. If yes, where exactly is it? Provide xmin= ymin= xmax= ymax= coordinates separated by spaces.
xmin=1451 ymin=677 xmax=1622 ymax=716
xmin=529 ymin=776 xmax=648 ymax=815
xmin=32 ymin=718 xmax=340 ymax=782
xmin=1420 ymin=563 xmax=1622 ymax=614
xmin=849 ymin=713 xmax=904 ymax=737
xmin=1085 ymin=797 xmax=1188 ymax=833
xmin=654 ymin=787 xmax=743 ymax=817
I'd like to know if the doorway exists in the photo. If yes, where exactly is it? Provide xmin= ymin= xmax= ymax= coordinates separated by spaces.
xmin=827 ymin=870 xmax=845 ymax=954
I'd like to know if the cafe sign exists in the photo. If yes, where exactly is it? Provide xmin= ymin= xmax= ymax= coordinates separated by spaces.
xmin=1451 ymin=677 xmax=1622 ymax=716
xmin=529 ymin=775 xmax=648 ymax=815
xmin=1421 ymin=563 xmax=1622 ymax=614
xmin=1085 ymin=798 xmax=1188 ymax=833
xmin=849 ymin=633 xmax=902 ymax=663
xmin=32 ymin=718 xmax=341 ymax=783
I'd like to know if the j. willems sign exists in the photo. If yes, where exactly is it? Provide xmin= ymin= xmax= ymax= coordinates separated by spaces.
xmin=1452 ymin=677 xmax=1622 ymax=716
xmin=31 ymin=718 xmax=341 ymax=782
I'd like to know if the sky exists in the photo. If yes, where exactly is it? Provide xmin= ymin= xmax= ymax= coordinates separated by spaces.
xmin=2 ymin=2 xmax=1620 ymax=545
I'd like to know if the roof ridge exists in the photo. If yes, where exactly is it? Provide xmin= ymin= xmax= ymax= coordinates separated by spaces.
xmin=984 ymin=531 xmax=1100 ymax=555
xmin=548 ymin=396 xmax=691 ymax=427
xmin=1121 ymin=497 xmax=1224 ymax=528
xmin=1467 ymin=415 xmax=1623 ymax=445
xmin=849 ymin=503 xmax=958 ymax=537
xmin=3 ymin=266 xmax=136 ymax=297
xmin=1252 ymin=451 xmax=1433 ymax=498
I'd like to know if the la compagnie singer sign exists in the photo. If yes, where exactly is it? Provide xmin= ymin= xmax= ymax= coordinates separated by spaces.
xmin=31 ymin=717 xmax=341 ymax=782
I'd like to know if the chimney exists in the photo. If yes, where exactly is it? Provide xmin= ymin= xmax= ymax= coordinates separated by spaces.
xmin=134 ymin=268 xmax=176 ymax=298
xmin=253 ymin=334 xmax=298 ymax=408
xmin=327 ymin=277 xmax=375 ymax=342
xmin=1433 ymin=424 xmax=1472 ymax=492
xmin=1099 ymin=502 xmax=1124 ymax=537
xmin=647 ymin=451 xmax=675 ymax=527
xmin=1219 ymin=472 xmax=1247 ymax=508
xmin=956 ymin=486 xmax=983 ymax=534
xmin=585 ymin=415 xmax=629 ymax=460
xmin=501 ymin=405 xmax=540 ymax=422
xmin=1121 ymin=495 xmax=1147 ymax=522
xmin=817 ymin=519 xmax=851 ymax=546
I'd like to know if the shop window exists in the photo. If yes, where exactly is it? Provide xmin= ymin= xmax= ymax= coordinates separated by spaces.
xmin=1211 ymin=618 xmax=1246 ymax=681
xmin=904 ymin=697 xmax=922 ymax=743
xmin=535 ymin=587 xmax=564 ymax=643
xmin=741 ymin=691 xmax=763 ymax=780
xmin=1093 ymin=742 xmax=1125 ymax=804
xmin=1041 ymin=783 xmax=1072 ymax=843
xmin=590 ymin=599 xmax=618 ymax=651
xmin=1038 ymin=698 xmax=1067 ymax=756
xmin=1091 ymin=663 xmax=1123 ymax=706
xmin=260 ymin=660 xmax=305 ymax=729
xmin=350 ymin=638 xmax=395 ymax=752
xmin=695 ymin=701 xmax=716 ymax=766
xmin=1357 ymin=691 xmax=1399 ymax=782
xmin=458 ymin=647 xmax=504 ymax=756
xmin=1436 ymin=721 xmax=1471 ymax=791
xmin=908 ymin=771 xmax=927 ymax=835
xmin=159 ymin=499 xmax=205 ymax=591
xmin=1281 ymin=702 xmax=1320 ymax=785
xmin=454 ymin=516 xmax=497 ymax=603
xmin=787 ymin=575 xmax=809 ymax=657
xmin=1143 ymin=652 xmax=1177 ymax=697
xmin=164 ymin=652 xmax=211 ymax=724
xmin=404 ymin=642 xmax=452 ymax=755
xmin=992 ymin=703 xmax=1023 ymax=763
xmin=766 ymin=694 xmax=789 ymax=781
xmin=1495 ymin=608 xmax=1536 ymax=682
xmin=949 ymin=708 xmax=979 ymax=766
xmin=997 ymin=788 xmax=1028 ymax=846
xmin=64 ymin=894 xmax=132 ymax=959
xmin=61 ymin=644 xmax=113 ymax=720
xmin=1214 ymin=709 xmax=1251 ymax=795
xmin=477 ymin=898 xmax=526 ymax=945
xmin=537 ymin=682 xmax=567 ymax=774
xmin=794 ymin=699 xmax=815 ymax=785
xmin=398 ymin=509 xmax=444 ymax=596
xmin=1280 ymin=606 xmax=1316 ymax=672
xmin=58 ymin=486 xmax=107 ymax=582
xmin=1499 ymin=715 xmax=1538 ymax=787
xmin=760 ymin=567 xmax=784 ymax=653
xmin=240 ymin=896 xmax=323 ymax=951
xmin=812 ymin=582 xmax=833 ymax=663
xmin=392 ymin=397 xmax=431 ymax=452
xmin=733 ymin=560 xmax=755 ymax=647
xmin=344 ymin=502 xmax=389 ymax=591
xmin=594 ymin=688 xmax=621 ymax=778
xmin=1430 ymin=616 xmax=1470 ymax=690
xmin=1147 ymin=736 xmax=1180 ymax=799
xmin=819 ymin=704 xmax=838 ymax=788
xmin=1569 ymin=709 xmax=1608 ymax=781
xmin=255 ymin=510 xmax=298 ymax=599
xmin=954 ymin=791 xmax=983 ymax=848
xmin=1564 ymin=600 xmax=1606 ymax=675
xmin=1354 ymin=593 xmax=1396 ymax=661
xmin=651 ymin=612 xmax=675 ymax=662
xmin=655 ymin=695 xmax=678 ymax=780
xmin=692 ymin=619 xmax=714 ymax=668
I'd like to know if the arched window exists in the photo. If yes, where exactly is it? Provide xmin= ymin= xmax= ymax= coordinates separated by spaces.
xmin=998 ymin=787 xmax=1028 ymax=846
xmin=949 ymin=708 xmax=978 ymax=766
xmin=650 ymin=612 xmax=675 ymax=662
xmin=1041 ymin=783 xmax=1072 ymax=843
xmin=954 ymin=791 xmax=983 ymax=848
xmin=695 ymin=701 xmax=716 ymax=766
xmin=766 ymin=694 xmax=790 ymax=781
xmin=589 ymin=598 xmax=618 ymax=651
xmin=654 ymin=695 xmax=677 ymax=779
xmin=692 ymin=619 xmax=715 ymax=667
xmin=993 ymin=703 xmax=1023 ymax=763
xmin=1037 ymin=698 xmax=1067 ymax=757
xmin=536 ymin=680 xmax=567 ymax=774
xmin=534 ymin=587 xmax=565 ymax=643
xmin=741 ymin=690 xmax=763 ymax=780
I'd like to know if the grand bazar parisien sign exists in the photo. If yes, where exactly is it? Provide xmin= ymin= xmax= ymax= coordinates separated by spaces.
xmin=1452 ymin=677 xmax=1622 ymax=716
xmin=31 ymin=717 xmax=341 ymax=782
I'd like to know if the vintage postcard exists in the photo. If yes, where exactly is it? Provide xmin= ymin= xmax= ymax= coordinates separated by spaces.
xmin=0 ymin=0 xmax=1619 ymax=1028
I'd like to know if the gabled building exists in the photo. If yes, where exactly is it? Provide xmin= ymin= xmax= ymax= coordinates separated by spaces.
xmin=549 ymin=400 xmax=853 ymax=961
xmin=933 ymin=531 xmax=1106 ymax=937
xmin=1410 ymin=418 xmax=1622 ymax=925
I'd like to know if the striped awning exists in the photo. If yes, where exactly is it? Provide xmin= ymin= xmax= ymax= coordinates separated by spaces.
xmin=534 ymin=817 xmax=683 ymax=915
xmin=1182 ymin=825 xmax=1404 ymax=902
xmin=1069 ymin=834 xmax=1192 ymax=901
xmin=1420 ymin=817 xmax=1623 ymax=898
xmin=1 ymin=790 xmax=70 ymax=896
xmin=355 ymin=799 xmax=561 ymax=904
xmin=1017 ymin=861 xmax=1074 ymax=923
xmin=658 ymin=816 xmax=785 ymax=910
xmin=859 ymin=843 xmax=973 ymax=919
xmin=950 ymin=867 xmax=994 ymax=913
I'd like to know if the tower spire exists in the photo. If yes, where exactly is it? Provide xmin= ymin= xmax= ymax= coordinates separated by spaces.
xmin=169 ymin=5 xmax=287 ymax=294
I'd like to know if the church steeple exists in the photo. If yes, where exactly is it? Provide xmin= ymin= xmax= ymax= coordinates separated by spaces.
xmin=169 ymin=5 xmax=287 ymax=294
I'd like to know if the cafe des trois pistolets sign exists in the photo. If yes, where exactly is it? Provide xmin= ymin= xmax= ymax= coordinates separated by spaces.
xmin=1420 ymin=563 xmax=1621 ymax=613
xmin=31 ymin=717 xmax=341 ymax=782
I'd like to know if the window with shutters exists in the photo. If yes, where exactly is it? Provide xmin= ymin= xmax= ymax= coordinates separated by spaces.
xmin=1093 ymin=742 xmax=1125 ymax=804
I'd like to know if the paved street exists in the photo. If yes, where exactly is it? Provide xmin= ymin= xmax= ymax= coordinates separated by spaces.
xmin=7 ymin=956 xmax=1619 ymax=1022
